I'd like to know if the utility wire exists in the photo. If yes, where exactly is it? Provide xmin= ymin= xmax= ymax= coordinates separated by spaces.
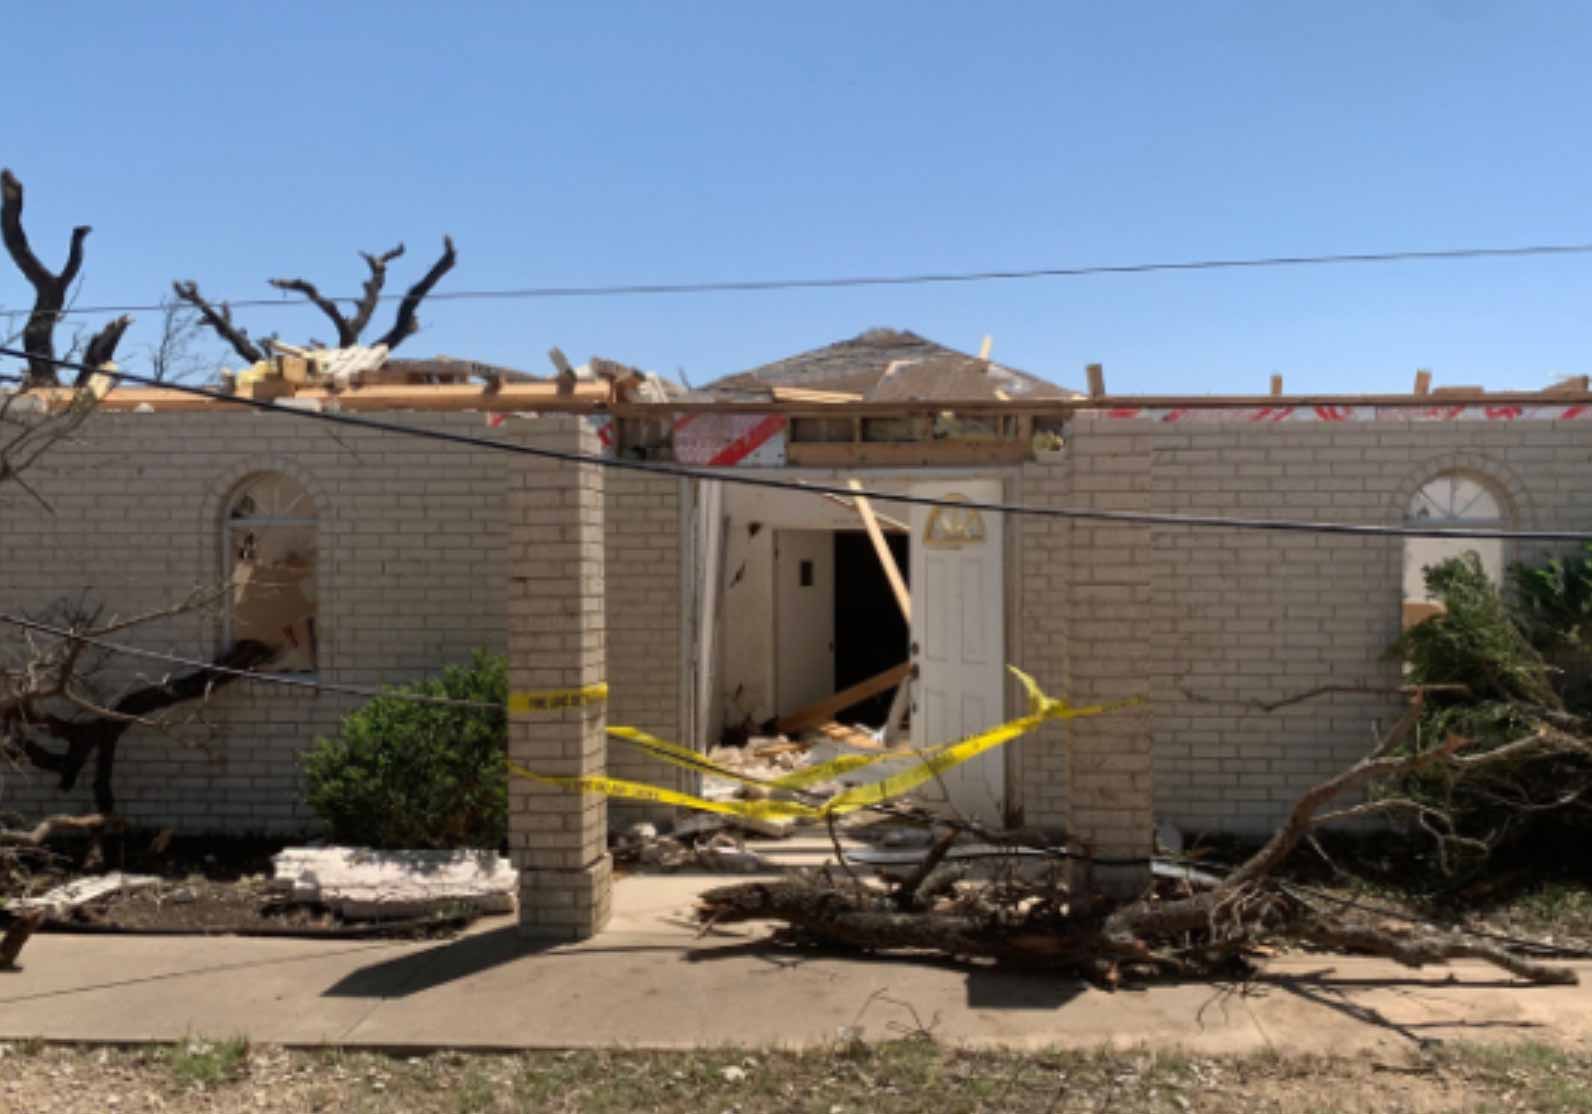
xmin=4 ymin=242 xmax=1592 ymax=319
xmin=0 ymin=612 xmax=1156 ymax=865
xmin=0 ymin=613 xmax=498 ymax=710
xmin=6 ymin=346 xmax=1592 ymax=542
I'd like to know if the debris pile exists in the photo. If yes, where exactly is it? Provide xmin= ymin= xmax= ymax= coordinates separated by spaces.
xmin=268 ymin=847 xmax=516 ymax=920
xmin=611 ymin=819 xmax=776 ymax=874
xmin=697 ymin=691 xmax=1585 ymax=988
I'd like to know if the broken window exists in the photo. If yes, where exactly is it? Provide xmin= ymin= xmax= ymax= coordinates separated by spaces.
xmin=1403 ymin=472 xmax=1506 ymax=629
xmin=225 ymin=473 xmax=318 ymax=672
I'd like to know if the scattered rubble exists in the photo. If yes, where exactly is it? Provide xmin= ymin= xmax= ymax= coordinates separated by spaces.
xmin=612 ymin=820 xmax=779 ymax=874
xmin=268 ymin=847 xmax=516 ymax=920
xmin=13 ymin=872 xmax=162 ymax=918
xmin=697 ymin=692 xmax=1587 ymax=988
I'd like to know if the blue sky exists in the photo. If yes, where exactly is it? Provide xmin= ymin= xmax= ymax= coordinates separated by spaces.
xmin=4 ymin=1 xmax=1589 ymax=393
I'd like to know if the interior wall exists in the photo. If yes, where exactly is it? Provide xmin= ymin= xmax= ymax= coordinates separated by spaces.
xmin=717 ymin=521 xmax=775 ymax=738
xmin=774 ymin=530 xmax=836 ymax=714
xmin=713 ymin=479 xmax=909 ymax=740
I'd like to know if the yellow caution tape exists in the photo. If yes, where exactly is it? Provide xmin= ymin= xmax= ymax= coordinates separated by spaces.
xmin=507 ymin=683 xmax=609 ymax=714
xmin=507 ymin=759 xmax=821 ymax=821
xmin=510 ymin=668 xmax=1143 ymax=820
xmin=607 ymin=724 xmax=901 ymax=791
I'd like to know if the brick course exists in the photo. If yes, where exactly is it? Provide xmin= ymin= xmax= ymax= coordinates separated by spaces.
xmin=0 ymin=410 xmax=683 ymax=839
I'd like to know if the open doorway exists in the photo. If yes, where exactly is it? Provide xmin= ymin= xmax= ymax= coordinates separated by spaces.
xmin=771 ymin=527 xmax=910 ymax=730
xmin=833 ymin=530 xmax=910 ymax=725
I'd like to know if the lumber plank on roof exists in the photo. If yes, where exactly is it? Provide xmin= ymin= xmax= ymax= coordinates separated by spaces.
xmin=788 ymin=441 xmax=1028 ymax=467
xmin=775 ymin=662 xmax=912 ymax=735
xmin=1086 ymin=363 xmax=1105 ymax=398
xmin=847 ymin=478 xmax=910 ymax=623
xmin=771 ymin=386 xmax=865 ymax=404
xmin=294 ymin=382 xmax=612 ymax=411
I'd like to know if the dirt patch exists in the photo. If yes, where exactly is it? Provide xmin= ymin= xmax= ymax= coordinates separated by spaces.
xmin=2 ymin=1038 xmax=1591 ymax=1114
xmin=59 ymin=876 xmax=338 ymax=934
xmin=4 ymin=833 xmax=479 ymax=939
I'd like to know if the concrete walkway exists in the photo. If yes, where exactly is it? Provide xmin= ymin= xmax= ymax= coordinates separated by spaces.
xmin=3 ymin=874 xmax=1589 ymax=1054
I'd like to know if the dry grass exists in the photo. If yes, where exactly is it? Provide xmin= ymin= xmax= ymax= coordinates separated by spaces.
xmin=1 ymin=1037 xmax=1590 ymax=1114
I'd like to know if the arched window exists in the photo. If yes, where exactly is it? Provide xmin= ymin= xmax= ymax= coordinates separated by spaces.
xmin=225 ymin=473 xmax=318 ymax=672
xmin=1403 ymin=472 xmax=1506 ymax=628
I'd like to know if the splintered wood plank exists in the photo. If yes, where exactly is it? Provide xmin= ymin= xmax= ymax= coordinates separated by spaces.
xmin=775 ymin=662 xmax=912 ymax=735
xmin=847 ymin=479 xmax=910 ymax=623
xmin=815 ymin=722 xmax=882 ymax=749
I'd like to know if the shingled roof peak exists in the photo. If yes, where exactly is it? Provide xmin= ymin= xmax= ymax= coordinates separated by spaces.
xmin=700 ymin=328 xmax=1079 ymax=400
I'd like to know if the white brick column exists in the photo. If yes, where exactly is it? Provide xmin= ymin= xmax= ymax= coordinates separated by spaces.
xmin=1057 ymin=419 xmax=1155 ymax=895
xmin=507 ymin=416 xmax=611 ymax=939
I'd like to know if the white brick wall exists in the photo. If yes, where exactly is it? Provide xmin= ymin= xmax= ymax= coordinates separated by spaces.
xmin=0 ymin=410 xmax=684 ymax=836
xmin=1052 ymin=416 xmax=1592 ymax=838
xmin=601 ymin=469 xmax=687 ymax=822
xmin=7 ymin=403 xmax=1583 ymax=847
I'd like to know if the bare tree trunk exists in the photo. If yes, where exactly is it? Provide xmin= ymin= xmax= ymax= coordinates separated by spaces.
xmin=0 ymin=169 xmax=87 ymax=387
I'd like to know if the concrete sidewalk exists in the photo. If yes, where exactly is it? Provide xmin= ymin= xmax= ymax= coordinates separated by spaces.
xmin=2 ymin=874 xmax=1589 ymax=1054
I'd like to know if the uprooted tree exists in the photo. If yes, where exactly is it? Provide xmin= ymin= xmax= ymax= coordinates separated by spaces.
xmin=698 ymin=557 xmax=1592 ymax=988
xmin=173 ymin=236 xmax=456 ymax=364
xmin=698 ymin=687 xmax=1587 ymax=986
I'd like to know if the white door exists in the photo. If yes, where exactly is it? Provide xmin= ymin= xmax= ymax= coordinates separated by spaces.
xmin=909 ymin=479 xmax=1005 ymax=826
xmin=774 ymin=530 xmax=835 ymax=715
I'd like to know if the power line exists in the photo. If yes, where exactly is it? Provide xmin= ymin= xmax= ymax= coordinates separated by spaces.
xmin=4 ymin=241 xmax=1592 ymax=319
xmin=5 ymin=345 xmax=1592 ymax=542
xmin=0 ymin=613 xmax=498 ymax=711
xmin=0 ymin=612 xmax=1161 ymax=866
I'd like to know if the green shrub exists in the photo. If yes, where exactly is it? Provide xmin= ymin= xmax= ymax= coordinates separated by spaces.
xmin=1387 ymin=554 xmax=1591 ymax=869
xmin=302 ymin=651 xmax=507 ymax=849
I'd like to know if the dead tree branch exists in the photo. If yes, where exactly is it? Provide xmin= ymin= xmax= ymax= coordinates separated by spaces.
xmin=698 ymin=689 xmax=1586 ymax=987
xmin=374 ymin=236 xmax=455 ymax=350
xmin=181 ymin=237 xmax=453 ymax=362
xmin=170 ymin=281 xmax=265 ymax=364
xmin=0 ymin=812 xmax=107 ymax=848
xmin=267 ymin=277 xmax=349 ymax=347
xmin=347 ymin=244 xmax=404 ymax=341
xmin=0 ymin=169 xmax=87 ymax=387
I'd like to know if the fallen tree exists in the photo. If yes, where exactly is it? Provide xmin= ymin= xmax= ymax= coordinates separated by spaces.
xmin=698 ymin=689 xmax=1585 ymax=987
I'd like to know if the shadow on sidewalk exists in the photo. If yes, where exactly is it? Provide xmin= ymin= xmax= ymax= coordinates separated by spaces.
xmin=323 ymin=926 xmax=693 ymax=999
xmin=1254 ymin=967 xmax=1550 ymax=1048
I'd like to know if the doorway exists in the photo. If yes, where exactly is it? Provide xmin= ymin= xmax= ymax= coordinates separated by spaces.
xmin=834 ymin=530 xmax=910 ymax=725
xmin=773 ymin=528 xmax=911 ymax=728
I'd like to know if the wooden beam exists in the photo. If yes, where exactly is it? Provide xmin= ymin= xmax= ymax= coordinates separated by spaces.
xmin=881 ymin=675 xmax=912 ymax=746
xmin=814 ymin=721 xmax=882 ymax=749
xmin=819 ymin=492 xmax=908 ymax=533
xmin=788 ymin=441 xmax=1028 ymax=467
xmin=294 ymin=381 xmax=612 ymax=411
xmin=1269 ymin=374 xmax=1283 ymax=397
xmin=617 ymin=385 xmax=1592 ymax=418
xmin=1414 ymin=369 xmax=1432 ymax=396
xmin=1086 ymin=363 xmax=1105 ymax=398
xmin=848 ymin=478 xmax=911 ymax=623
xmin=775 ymin=662 xmax=912 ymax=735
xmin=770 ymin=386 xmax=864 ymax=404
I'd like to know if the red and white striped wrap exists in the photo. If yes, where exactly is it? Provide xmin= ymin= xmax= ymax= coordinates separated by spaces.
xmin=1101 ymin=404 xmax=1591 ymax=424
